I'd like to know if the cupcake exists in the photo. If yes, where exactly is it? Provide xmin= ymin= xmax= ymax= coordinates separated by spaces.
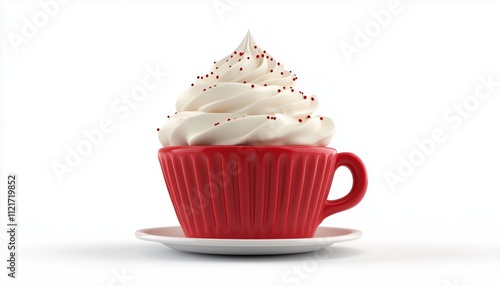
xmin=157 ymin=31 xmax=367 ymax=239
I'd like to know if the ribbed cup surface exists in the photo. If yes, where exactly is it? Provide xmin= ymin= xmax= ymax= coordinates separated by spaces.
xmin=158 ymin=146 xmax=336 ymax=238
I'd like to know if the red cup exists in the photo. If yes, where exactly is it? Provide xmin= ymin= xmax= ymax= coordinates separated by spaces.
xmin=158 ymin=146 xmax=367 ymax=239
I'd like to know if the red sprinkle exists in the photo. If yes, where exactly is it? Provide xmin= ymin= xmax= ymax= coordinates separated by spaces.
xmin=243 ymin=81 xmax=246 ymax=84
xmin=239 ymin=52 xmax=244 ymax=56
xmin=216 ymin=75 xmax=219 ymax=79
xmin=270 ymin=69 xmax=273 ymax=73
xmin=251 ymin=84 xmax=255 ymax=88
xmin=277 ymin=89 xmax=281 ymax=93
xmin=267 ymin=116 xmax=270 ymax=119
xmin=256 ymin=55 xmax=260 ymax=59
xmin=264 ymin=84 xmax=267 ymax=86
xmin=320 ymin=117 xmax=324 ymax=120
xmin=277 ymin=62 xmax=281 ymax=66
xmin=191 ymin=83 xmax=194 ymax=86
xmin=240 ymin=67 xmax=243 ymax=71
xmin=233 ymin=51 xmax=237 ymax=54
xmin=303 ymin=96 xmax=307 ymax=99
xmin=227 ymin=118 xmax=231 ymax=121
xmin=214 ymin=122 xmax=220 ymax=126
xmin=307 ymin=115 xmax=311 ymax=118
xmin=298 ymin=119 xmax=303 ymax=123
xmin=157 ymin=128 xmax=160 ymax=131
xmin=311 ymin=97 xmax=315 ymax=101
xmin=254 ymin=45 xmax=257 ymax=49
xmin=280 ymin=72 xmax=284 ymax=75
xmin=203 ymin=88 xmax=206 ymax=92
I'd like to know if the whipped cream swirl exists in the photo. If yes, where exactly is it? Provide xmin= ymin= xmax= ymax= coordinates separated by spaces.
xmin=158 ymin=31 xmax=334 ymax=146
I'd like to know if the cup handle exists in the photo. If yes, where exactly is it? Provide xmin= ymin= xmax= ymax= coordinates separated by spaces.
xmin=320 ymin=152 xmax=368 ymax=222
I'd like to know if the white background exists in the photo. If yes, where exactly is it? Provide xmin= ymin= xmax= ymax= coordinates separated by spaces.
xmin=1 ymin=0 xmax=500 ymax=285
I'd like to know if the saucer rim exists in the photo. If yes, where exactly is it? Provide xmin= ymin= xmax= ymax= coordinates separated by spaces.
xmin=135 ymin=226 xmax=362 ymax=247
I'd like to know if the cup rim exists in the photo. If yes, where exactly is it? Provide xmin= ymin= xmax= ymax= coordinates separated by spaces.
xmin=158 ymin=145 xmax=337 ymax=154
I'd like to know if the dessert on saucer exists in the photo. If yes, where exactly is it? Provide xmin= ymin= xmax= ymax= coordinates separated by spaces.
xmin=135 ymin=31 xmax=367 ymax=254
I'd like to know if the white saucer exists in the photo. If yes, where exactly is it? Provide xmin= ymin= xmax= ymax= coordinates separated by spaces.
xmin=135 ymin=226 xmax=362 ymax=255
